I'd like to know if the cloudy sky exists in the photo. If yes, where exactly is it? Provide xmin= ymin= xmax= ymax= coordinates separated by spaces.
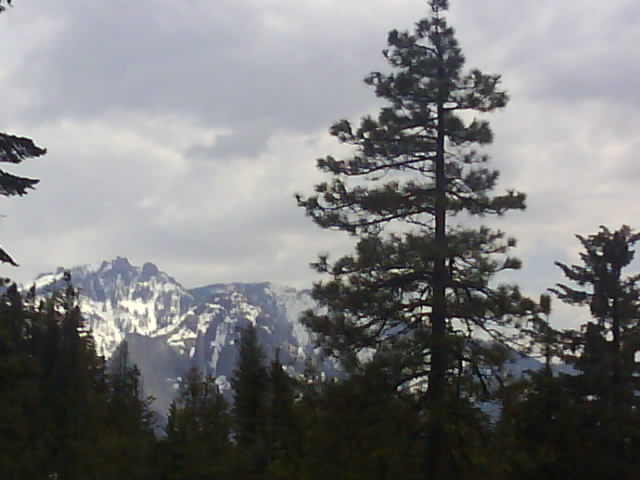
xmin=1 ymin=0 xmax=639 ymax=325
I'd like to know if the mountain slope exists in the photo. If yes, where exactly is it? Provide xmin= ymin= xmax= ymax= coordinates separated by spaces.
xmin=32 ymin=258 xmax=321 ymax=413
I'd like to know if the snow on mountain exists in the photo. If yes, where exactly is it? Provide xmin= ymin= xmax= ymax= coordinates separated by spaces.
xmin=31 ymin=258 xmax=321 ymax=413
xmin=33 ymin=257 xmax=191 ymax=356
xmin=30 ymin=257 xmax=551 ymax=416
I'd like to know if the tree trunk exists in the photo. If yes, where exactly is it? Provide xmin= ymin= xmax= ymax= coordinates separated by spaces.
xmin=426 ymin=62 xmax=448 ymax=479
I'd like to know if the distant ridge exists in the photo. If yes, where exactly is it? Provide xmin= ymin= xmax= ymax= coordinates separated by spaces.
xmin=32 ymin=258 xmax=329 ymax=413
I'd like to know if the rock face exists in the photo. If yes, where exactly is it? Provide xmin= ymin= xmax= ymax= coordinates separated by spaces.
xmin=31 ymin=258 xmax=322 ymax=413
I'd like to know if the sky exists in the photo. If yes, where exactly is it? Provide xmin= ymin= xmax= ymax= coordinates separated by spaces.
xmin=1 ymin=0 xmax=640 ymax=327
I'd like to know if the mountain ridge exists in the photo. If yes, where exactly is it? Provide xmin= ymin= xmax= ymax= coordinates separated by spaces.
xmin=30 ymin=257 xmax=322 ymax=413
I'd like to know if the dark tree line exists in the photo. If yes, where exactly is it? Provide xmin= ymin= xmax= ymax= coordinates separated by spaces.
xmin=1 ymin=245 xmax=640 ymax=479
xmin=0 ymin=282 xmax=155 ymax=480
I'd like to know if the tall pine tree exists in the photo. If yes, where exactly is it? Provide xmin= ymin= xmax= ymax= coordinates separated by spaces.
xmin=297 ymin=1 xmax=532 ymax=476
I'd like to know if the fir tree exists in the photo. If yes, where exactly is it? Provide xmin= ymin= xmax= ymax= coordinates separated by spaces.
xmin=0 ymin=285 xmax=42 ymax=480
xmin=263 ymin=351 xmax=298 ymax=477
xmin=0 ymin=279 xmax=162 ymax=479
xmin=162 ymin=367 xmax=230 ymax=480
xmin=107 ymin=341 xmax=153 ymax=434
xmin=229 ymin=324 xmax=269 ymax=477
xmin=97 ymin=341 xmax=155 ymax=480
xmin=296 ymin=1 xmax=532 ymax=476
xmin=37 ymin=284 xmax=107 ymax=479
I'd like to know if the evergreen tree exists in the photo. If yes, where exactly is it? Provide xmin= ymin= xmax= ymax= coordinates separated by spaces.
xmin=296 ymin=1 xmax=532 ymax=476
xmin=35 ymin=283 xmax=108 ymax=479
xmin=263 ymin=351 xmax=298 ymax=478
xmin=1 ymin=0 xmax=47 ymax=266
xmin=0 ymin=285 xmax=42 ymax=480
xmin=550 ymin=225 xmax=640 ymax=477
xmin=285 ymin=360 xmax=430 ymax=480
xmin=96 ymin=341 xmax=155 ymax=480
xmin=161 ymin=366 xmax=230 ymax=480
xmin=0 ymin=279 xmax=163 ymax=479
xmin=0 ymin=134 xmax=46 ymax=266
xmin=489 ymin=370 xmax=580 ymax=480
xmin=552 ymin=226 xmax=640 ymax=403
xmin=230 ymin=324 xmax=268 ymax=477
xmin=0 ymin=278 xmax=110 ymax=478
xmin=107 ymin=341 xmax=153 ymax=434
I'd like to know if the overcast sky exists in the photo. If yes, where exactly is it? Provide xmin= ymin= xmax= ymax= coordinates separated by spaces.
xmin=1 ymin=0 xmax=639 ymax=325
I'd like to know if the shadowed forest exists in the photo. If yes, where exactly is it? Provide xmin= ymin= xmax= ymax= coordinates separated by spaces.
xmin=1 ymin=0 xmax=640 ymax=478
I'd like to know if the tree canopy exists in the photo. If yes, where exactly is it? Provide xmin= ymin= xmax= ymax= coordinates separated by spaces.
xmin=297 ymin=2 xmax=534 ymax=475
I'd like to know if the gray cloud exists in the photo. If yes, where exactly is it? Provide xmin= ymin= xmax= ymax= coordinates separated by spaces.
xmin=186 ymin=125 xmax=271 ymax=160
xmin=451 ymin=0 xmax=640 ymax=105
xmin=10 ymin=0 xmax=422 ymax=157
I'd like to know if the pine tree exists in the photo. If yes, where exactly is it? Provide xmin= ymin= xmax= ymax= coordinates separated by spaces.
xmin=296 ymin=1 xmax=531 ymax=476
xmin=552 ymin=226 xmax=640 ymax=402
xmin=0 ymin=22 xmax=47 ymax=264
xmin=0 ymin=135 xmax=46 ymax=266
xmin=550 ymin=225 xmax=640 ymax=477
xmin=1 ymin=0 xmax=47 ymax=266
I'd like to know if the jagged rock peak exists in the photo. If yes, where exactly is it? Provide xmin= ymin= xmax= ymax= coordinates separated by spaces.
xmin=141 ymin=261 xmax=160 ymax=280
xmin=36 ymin=258 xmax=173 ymax=285
xmin=100 ymin=256 xmax=134 ymax=276
xmin=28 ymin=259 xmax=335 ymax=414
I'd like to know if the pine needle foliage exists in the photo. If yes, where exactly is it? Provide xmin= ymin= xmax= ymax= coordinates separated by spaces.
xmin=297 ymin=2 xmax=535 ymax=476
xmin=297 ymin=0 xmax=532 ymax=402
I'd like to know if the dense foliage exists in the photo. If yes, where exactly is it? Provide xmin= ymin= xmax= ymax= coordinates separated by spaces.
xmin=296 ymin=0 xmax=535 ymax=476
xmin=1 ymin=270 xmax=638 ymax=479
xmin=0 ymin=282 xmax=155 ymax=480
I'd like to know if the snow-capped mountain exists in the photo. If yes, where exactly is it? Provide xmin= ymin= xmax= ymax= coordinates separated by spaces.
xmin=31 ymin=257 xmax=322 ymax=413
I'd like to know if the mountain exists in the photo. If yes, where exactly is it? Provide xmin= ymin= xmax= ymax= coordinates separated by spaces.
xmin=30 ymin=257 xmax=554 ymax=417
xmin=31 ymin=257 xmax=327 ymax=414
